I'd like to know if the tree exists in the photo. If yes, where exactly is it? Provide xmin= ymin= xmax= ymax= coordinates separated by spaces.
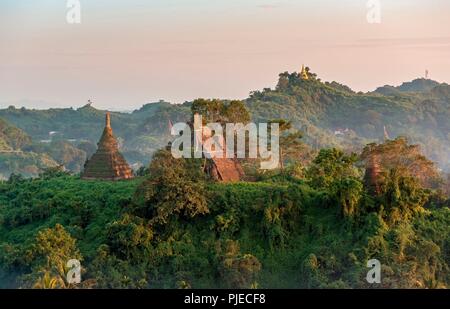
xmin=361 ymin=137 xmax=440 ymax=189
xmin=191 ymin=98 xmax=223 ymax=123
xmin=307 ymin=148 xmax=359 ymax=189
xmin=217 ymin=240 xmax=261 ymax=288
xmin=7 ymin=173 xmax=24 ymax=184
xmin=380 ymin=167 xmax=429 ymax=225
xmin=269 ymin=119 xmax=304 ymax=170
xmin=224 ymin=100 xmax=251 ymax=124
xmin=39 ymin=166 xmax=70 ymax=179
xmin=133 ymin=149 xmax=209 ymax=225
xmin=191 ymin=99 xmax=250 ymax=125
xmin=24 ymin=224 xmax=82 ymax=289
xmin=134 ymin=166 xmax=149 ymax=177
xmin=276 ymin=72 xmax=290 ymax=91
xmin=332 ymin=177 xmax=363 ymax=218
xmin=106 ymin=214 xmax=153 ymax=260
xmin=304 ymin=66 xmax=318 ymax=80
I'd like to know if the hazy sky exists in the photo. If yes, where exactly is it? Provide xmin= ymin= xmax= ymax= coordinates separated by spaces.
xmin=1 ymin=0 xmax=450 ymax=110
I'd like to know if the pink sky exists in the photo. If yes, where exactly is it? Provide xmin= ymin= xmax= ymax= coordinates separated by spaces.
xmin=1 ymin=0 xmax=450 ymax=110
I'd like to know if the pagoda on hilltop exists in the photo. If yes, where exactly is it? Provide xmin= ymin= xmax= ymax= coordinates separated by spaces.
xmin=300 ymin=64 xmax=309 ymax=80
xmin=81 ymin=112 xmax=133 ymax=180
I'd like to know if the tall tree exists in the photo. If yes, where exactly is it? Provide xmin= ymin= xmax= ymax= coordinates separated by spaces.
xmin=133 ymin=149 xmax=208 ymax=226
xmin=307 ymin=148 xmax=359 ymax=189
xmin=269 ymin=119 xmax=304 ymax=170
xmin=191 ymin=99 xmax=250 ymax=125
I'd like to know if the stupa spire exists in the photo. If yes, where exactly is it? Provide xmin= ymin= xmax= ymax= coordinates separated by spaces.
xmin=106 ymin=112 xmax=111 ymax=128
xmin=300 ymin=64 xmax=309 ymax=80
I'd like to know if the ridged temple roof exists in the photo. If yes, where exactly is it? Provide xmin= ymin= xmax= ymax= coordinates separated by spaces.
xmin=81 ymin=112 xmax=133 ymax=180
xmin=210 ymin=157 xmax=244 ymax=182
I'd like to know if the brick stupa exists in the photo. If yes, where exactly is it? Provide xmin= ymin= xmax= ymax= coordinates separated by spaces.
xmin=81 ymin=112 xmax=133 ymax=180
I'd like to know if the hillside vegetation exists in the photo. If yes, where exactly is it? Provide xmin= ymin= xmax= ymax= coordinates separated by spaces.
xmin=0 ymin=69 xmax=448 ymax=289
xmin=0 ymin=70 xmax=449 ymax=179
xmin=0 ymin=141 xmax=448 ymax=288
xmin=0 ymin=118 xmax=58 ymax=179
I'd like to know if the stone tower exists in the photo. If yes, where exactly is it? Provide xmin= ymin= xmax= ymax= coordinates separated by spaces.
xmin=81 ymin=112 xmax=133 ymax=180
xmin=192 ymin=113 xmax=245 ymax=182
xmin=364 ymin=153 xmax=382 ymax=196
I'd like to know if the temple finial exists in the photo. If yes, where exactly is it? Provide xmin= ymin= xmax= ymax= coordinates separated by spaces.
xmin=300 ymin=64 xmax=309 ymax=80
xmin=106 ymin=112 xmax=111 ymax=128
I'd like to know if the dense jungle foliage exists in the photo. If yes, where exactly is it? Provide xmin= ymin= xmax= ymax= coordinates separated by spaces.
xmin=0 ymin=141 xmax=448 ymax=289
xmin=0 ymin=69 xmax=448 ymax=289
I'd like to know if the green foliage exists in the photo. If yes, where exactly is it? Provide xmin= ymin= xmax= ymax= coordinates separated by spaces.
xmin=2 ymin=72 xmax=450 ymax=180
xmin=1 ymin=74 xmax=449 ymax=289
xmin=379 ymin=167 xmax=430 ymax=225
xmin=0 ymin=152 xmax=58 ymax=180
xmin=27 ymin=224 xmax=81 ymax=268
xmin=33 ymin=140 xmax=87 ymax=173
xmin=361 ymin=137 xmax=441 ymax=189
xmin=0 ymin=153 xmax=448 ymax=289
xmin=106 ymin=214 xmax=153 ymax=260
xmin=268 ymin=119 xmax=306 ymax=169
xmin=247 ymin=72 xmax=450 ymax=173
xmin=0 ymin=117 xmax=31 ymax=150
xmin=21 ymin=224 xmax=81 ymax=288
xmin=133 ymin=149 xmax=209 ymax=225
xmin=217 ymin=240 xmax=261 ymax=288
xmin=332 ymin=177 xmax=364 ymax=218
xmin=39 ymin=166 xmax=70 ymax=179
xmin=191 ymin=99 xmax=251 ymax=124
xmin=307 ymin=148 xmax=359 ymax=189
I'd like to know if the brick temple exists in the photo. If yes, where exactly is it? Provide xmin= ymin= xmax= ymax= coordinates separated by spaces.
xmin=192 ymin=114 xmax=245 ymax=182
xmin=81 ymin=112 xmax=133 ymax=180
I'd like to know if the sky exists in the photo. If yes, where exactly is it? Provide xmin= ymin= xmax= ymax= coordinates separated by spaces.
xmin=1 ymin=0 xmax=450 ymax=110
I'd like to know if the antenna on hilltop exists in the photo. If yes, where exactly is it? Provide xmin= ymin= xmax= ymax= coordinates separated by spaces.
xmin=425 ymin=69 xmax=429 ymax=79
xmin=87 ymin=99 xmax=93 ymax=106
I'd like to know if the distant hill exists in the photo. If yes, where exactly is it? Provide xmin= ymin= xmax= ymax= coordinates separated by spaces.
xmin=374 ymin=78 xmax=442 ymax=95
xmin=397 ymin=78 xmax=441 ymax=92
xmin=246 ymin=72 xmax=450 ymax=171
xmin=0 ymin=102 xmax=191 ymax=178
xmin=0 ymin=117 xmax=59 ymax=179
xmin=0 ymin=71 xmax=449 ymax=178
xmin=0 ymin=118 xmax=31 ymax=151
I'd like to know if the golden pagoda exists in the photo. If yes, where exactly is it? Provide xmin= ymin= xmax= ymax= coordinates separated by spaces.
xmin=81 ymin=112 xmax=133 ymax=180
xmin=300 ymin=64 xmax=309 ymax=80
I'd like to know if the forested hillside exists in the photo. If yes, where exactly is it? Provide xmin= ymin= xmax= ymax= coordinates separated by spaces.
xmin=0 ymin=91 xmax=448 ymax=288
xmin=1 ymin=69 xmax=449 ymax=179
xmin=246 ymin=72 xmax=450 ymax=171
xmin=0 ymin=143 xmax=448 ymax=288
xmin=0 ymin=118 xmax=58 ymax=179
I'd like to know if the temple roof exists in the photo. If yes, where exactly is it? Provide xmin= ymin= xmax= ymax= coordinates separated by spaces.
xmin=210 ymin=157 xmax=244 ymax=182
